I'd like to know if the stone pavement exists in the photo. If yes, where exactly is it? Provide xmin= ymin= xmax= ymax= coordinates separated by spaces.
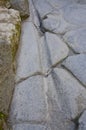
xmin=9 ymin=0 xmax=86 ymax=130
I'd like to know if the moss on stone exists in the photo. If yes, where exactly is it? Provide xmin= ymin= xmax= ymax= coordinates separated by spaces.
xmin=0 ymin=10 xmax=21 ymax=130
xmin=10 ymin=22 xmax=21 ymax=61
xmin=0 ymin=8 xmax=21 ymax=130
xmin=0 ymin=112 xmax=8 ymax=130
xmin=0 ymin=112 xmax=7 ymax=120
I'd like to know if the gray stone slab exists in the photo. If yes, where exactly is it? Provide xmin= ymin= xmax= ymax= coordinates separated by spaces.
xmin=42 ymin=10 xmax=76 ymax=34
xmin=43 ymin=4 xmax=86 ymax=34
xmin=39 ymin=33 xmax=69 ymax=72
xmin=47 ymin=68 xmax=86 ymax=120
xmin=39 ymin=36 xmax=51 ymax=73
xmin=13 ymin=124 xmax=47 ymax=130
xmin=26 ymin=0 xmax=40 ymax=28
xmin=63 ymin=4 xmax=86 ymax=26
xmin=10 ymin=75 xmax=47 ymax=123
xmin=32 ymin=0 xmax=53 ymax=19
xmin=63 ymin=28 xmax=86 ymax=53
xmin=45 ymin=32 xmax=69 ymax=66
xmin=44 ymin=70 xmax=78 ymax=130
xmin=16 ymin=22 xmax=41 ymax=82
xmin=79 ymin=111 xmax=86 ymax=130
xmin=63 ymin=54 xmax=86 ymax=86
xmin=47 ymin=0 xmax=78 ymax=9
xmin=78 ymin=0 xmax=86 ymax=4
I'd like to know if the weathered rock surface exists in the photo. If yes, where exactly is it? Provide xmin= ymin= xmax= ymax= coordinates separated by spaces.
xmin=16 ymin=22 xmax=41 ymax=82
xmin=78 ymin=111 xmax=86 ymax=130
xmin=32 ymin=0 xmax=53 ymax=19
xmin=12 ymin=124 xmax=48 ymax=130
xmin=78 ymin=0 xmax=86 ymax=4
xmin=42 ymin=4 xmax=86 ymax=34
xmin=49 ymin=68 xmax=86 ymax=120
xmin=39 ymin=33 xmax=69 ymax=72
xmin=62 ymin=4 xmax=86 ymax=26
xmin=45 ymin=71 xmax=75 ymax=130
xmin=9 ymin=0 xmax=86 ymax=130
xmin=10 ymin=0 xmax=29 ymax=18
xmin=0 ymin=0 xmax=8 ymax=6
xmin=0 ymin=7 xmax=21 ymax=114
xmin=39 ymin=36 xmax=50 ymax=72
xmin=10 ymin=68 xmax=86 ymax=130
xmin=0 ymin=68 xmax=14 ymax=114
xmin=42 ymin=10 xmax=72 ymax=34
xmin=45 ymin=32 xmax=69 ymax=65
xmin=10 ymin=76 xmax=47 ymax=123
xmin=46 ymin=0 xmax=78 ymax=8
xmin=33 ymin=0 xmax=78 ymax=19
xmin=63 ymin=28 xmax=86 ymax=53
xmin=27 ymin=0 xmax=40 ymax=27
xmin=63 ymin=54 xmax=86 ymax=86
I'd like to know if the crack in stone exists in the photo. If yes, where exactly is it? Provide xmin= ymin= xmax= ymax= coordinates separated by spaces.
xmin=15 ymin=68 xmax=53 ymax=84
xmin=61 ymin=64 xmax=86 ymax=89
xmin=9 ymin=1 xmax=86 ymax=129
xmin=8 ymin=119 xmax=46 ymax=126
xmin=71 ymin=109 xmax=86 ymax=130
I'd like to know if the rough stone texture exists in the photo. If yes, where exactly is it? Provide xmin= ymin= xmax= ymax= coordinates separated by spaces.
xmin=42 ymin=7 xmax=78 ymax=34
xmin=63 ymin=28 xmax=86 ymax=53
xmin=39 ymin=36 xmax=50 ymax=72
xmin=33 ymin=0 xmax=78 ymax=19
xmin=78 ymin=0 xmax=86 ymax=4
xmin=32 ymin=0 xmax=53 ymax=19
xmin=39 ymin=33 xmax=69 ymax=72
xmin=45 ymin=32 xmax=69 ymax=66
xmin=47 ymin=68 xmax=86 ymax=120
xmin=16 ymin=22 xmax=41 ymax=82
xmin=46 ymin=0 xmax=78 ymax=8
xmin=10 ymin=0 xmax=29 ymax=18
xmin=63 ymin=54 xmax=86 ymax=86
xmin=0 ymin=7 xmax=21 ymax=114
xmin=42 ymin=10 xmax=75 ymax=34
xmin=44 ymin=72 xmax=75 ymax=130
xmin=0 ymin=8 xmax=19 ymax=23
xmin=10 ymin=76 xmax=47 ymax=123
xmin=78 ymin=111 xmax=86 ymax=130
xmin=12 ymin=124 xmax=47 ymax=130
xmin=46 ymin=0 xmax=69 ymax=9
xmin=62 ymin=4 xmax=86 ymax=26
xmin=0 ymin=68 xmax=14 ymax=114
xmin=9 ymin=0 xmax=86 ymax=130
xmin=42 ymin=4 xmax=86 ymax=34
xmin=27 ymin=0 xmax=40 ymax=27
xmin=0 ymin=0 xmax=9 ymax=7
